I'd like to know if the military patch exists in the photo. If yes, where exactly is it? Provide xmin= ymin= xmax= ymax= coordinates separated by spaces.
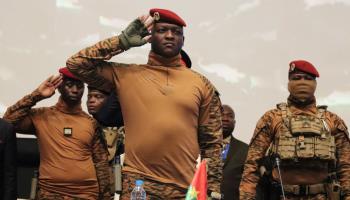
xmin=153 ymin=12 xmax=160 ymax=21
xmin=63 ymin=127 xmax=73 ymax=137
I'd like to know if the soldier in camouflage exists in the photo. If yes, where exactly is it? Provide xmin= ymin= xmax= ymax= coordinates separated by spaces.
xmin=87 ymin=86 xmax=125 ymax=196
xmin=239 ymin=60 xmax=350 ymax=200
xmin=3 ymin=68 xmax=110 ymax=199
xmin=66 ymin=8 xmax=223 ymax=200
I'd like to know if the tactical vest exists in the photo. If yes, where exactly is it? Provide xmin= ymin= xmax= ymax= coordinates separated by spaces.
xmin=102 ymin=126 xmax=125 ymax=162
xmin=268 ymin=103 xmax=336 ymax=164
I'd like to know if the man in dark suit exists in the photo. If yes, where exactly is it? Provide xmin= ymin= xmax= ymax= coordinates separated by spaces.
xmin=0 ymin=118 xmax=17 ymax=200
xmin=220 ymin=105 xmax=248 ymax=200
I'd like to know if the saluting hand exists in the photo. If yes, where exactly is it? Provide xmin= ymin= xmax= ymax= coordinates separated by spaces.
xmin=118 ymin=14 xmax=154 ymax=50
xmin=36 ymin=75 xmax=63 ymax=98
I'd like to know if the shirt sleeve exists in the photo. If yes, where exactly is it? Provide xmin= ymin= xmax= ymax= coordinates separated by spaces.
xmin=3 ymin=90 xmax=44 ymax=134
xmin=66 ymin=36 xmax=127 ymax=93
xmin=197 ymin=77 xmax=223 ymax=194
xmin=91 ymin=125 xmax=111 ymax=199
xmin=239 ymin=110 xmax=276 ymax=200
xmin=329 ymin=113 xmax=350 ymax=199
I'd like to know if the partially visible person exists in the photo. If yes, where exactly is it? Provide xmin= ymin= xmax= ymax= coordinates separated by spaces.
xmin=93 ymin=90 xmax=124 ymax=128
xmin=3 ymin=68 xmax=110 ymax=199
xmin=220 ymin=105 xmax=248 ymax=200
xmin=93 ymin=90 xmax=125 ymax=162
xmin=240 ymin=60 xmax=350 ymax=200
xmin=87 ymin=86 xmax=125 ymax=195
xmin=0 ymin=118 xmax=17 ymax=200
xmin=87 ymin=86 xmax=109 ymax=116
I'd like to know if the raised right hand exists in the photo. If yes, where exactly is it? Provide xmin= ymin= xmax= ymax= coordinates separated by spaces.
xmin=118 ymin=14 xmax=154 ymax=50
xmin=36 ymin=74 xmax=63 ymax=99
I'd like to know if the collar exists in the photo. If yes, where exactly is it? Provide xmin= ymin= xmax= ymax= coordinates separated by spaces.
xmin=287 ymin=95 xmax=316 ymax=108
xmin=223 ymin=136 xmax=231 ymax=146
xmin=147 ymin=51 xmax=185 ymax=67
xmin=287 ymin=95 xmax=317 ymax=114
xmin=55 ymin=97 xmax=83 ymax=114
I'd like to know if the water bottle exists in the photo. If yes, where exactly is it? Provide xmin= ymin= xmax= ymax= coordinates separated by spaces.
xmin=114 ymin=156 xmax=122 ymax=194
xmin=130 ymin=179 xmax=146 ymax=200
xmin=29 ymin=170 xmax=39 ymax=200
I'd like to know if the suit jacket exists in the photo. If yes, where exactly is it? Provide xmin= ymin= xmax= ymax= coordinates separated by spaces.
xmin=221 ymin=137 xmax=248 ymax=200
xmin=0 ymin=119 xmax=17 ymax=200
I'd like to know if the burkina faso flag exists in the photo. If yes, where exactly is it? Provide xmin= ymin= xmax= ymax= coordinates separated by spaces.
xmin=185 ymin=160 xmax=207 ymax=200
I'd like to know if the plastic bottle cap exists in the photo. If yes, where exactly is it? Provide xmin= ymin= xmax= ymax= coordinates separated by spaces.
xmin=135 ymin=179 xmax=144 ymax=186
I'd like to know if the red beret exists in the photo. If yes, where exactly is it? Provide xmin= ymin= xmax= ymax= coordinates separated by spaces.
xmin=59 ymin=67 xmax=80 ymax=80
xmin=289 ymin=60 xmax=319 ymax=77
xmin=150 ymin=8 xmax=186 ymax=27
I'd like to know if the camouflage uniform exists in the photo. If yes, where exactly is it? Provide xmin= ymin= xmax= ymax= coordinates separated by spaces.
xmin=99 ymin=126 xmax=125 ymax=194
xmin=239 ymin=98 xmax=350 ymax=200
xmin=66 ymin=35 xmax=223 ymax=197
xmin=100 ymin=126 xmax=125 ymax=162
xmin=3 ymin=91 xmax=111 ymax=199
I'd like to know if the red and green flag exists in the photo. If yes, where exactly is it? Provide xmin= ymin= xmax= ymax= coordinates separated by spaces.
xmin=185 ymin=160 xmax=207 ymax=200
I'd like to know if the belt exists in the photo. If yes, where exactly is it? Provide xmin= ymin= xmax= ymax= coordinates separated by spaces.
xmin=284 ymin=183 xmax=326 ymax=195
